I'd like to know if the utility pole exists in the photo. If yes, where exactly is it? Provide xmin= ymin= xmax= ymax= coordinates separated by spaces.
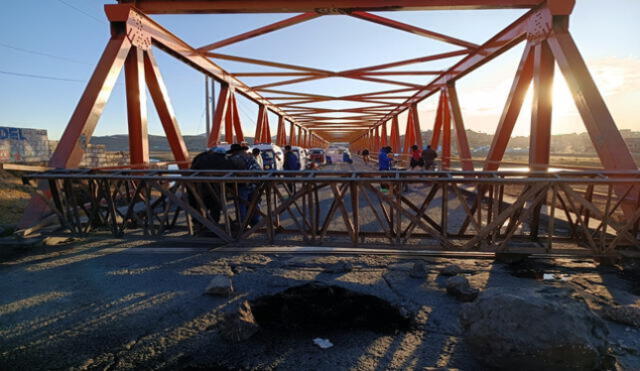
xmin=205 ymin=75 xmax=210 ymax=148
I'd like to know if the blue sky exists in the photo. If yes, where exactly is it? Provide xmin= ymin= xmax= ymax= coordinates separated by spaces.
xmin=0 ymin=0 xmax=639 ymax=141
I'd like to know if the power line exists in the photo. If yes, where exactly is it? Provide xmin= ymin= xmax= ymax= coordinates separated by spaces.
xmin=0 ymin=69 xmax=84 ymax=83
xmin=55 ymin=0 xmax=104 ymax=24
xmin=0 ymin=42 xmax=90 ymax=65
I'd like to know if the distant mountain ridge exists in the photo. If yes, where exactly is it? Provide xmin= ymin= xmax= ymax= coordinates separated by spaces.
xmin=89 ymin=129 xmax=640 ymax=155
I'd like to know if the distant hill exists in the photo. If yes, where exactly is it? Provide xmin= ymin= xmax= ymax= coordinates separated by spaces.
xmin=90 ymin=129 xmax=640 ymax=155
xmin=90 ymin=133 xmax=254 ymax=153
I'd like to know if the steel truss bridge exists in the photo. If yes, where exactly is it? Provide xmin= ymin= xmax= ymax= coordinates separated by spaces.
xmin=18 ymin=1 xmax=640 ymax=257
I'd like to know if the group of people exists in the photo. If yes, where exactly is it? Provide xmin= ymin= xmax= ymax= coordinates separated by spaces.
xmin=188 ymin=143 xmax=303 ymax=231
xmin=410 ymin=144 xmax=438 ymax=170
xmin=360 ymin=145 xmax=438 ymax=171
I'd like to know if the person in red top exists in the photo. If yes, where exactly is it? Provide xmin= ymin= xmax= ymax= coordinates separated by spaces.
xmin=409 ymin=145 xmax=423 ymax=170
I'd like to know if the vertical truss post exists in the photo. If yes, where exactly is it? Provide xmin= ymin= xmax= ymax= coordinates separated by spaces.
xmin=390 ymin=116 xmax=400 ymax=153
xmin=410 ymin=103 xmax=423 ymax=149
xmin=529 ymin=41 xmax=554 ymax=169
xmin=255 ymin=104 xmax=266 ymax=143
xmin=208 ymin=82 xmax=230 ymax=147
xmin=446 ymin=83 xmax=474 ymax=171
xmin=374 ymin=126 xmax=380 ymax=152
xmin=224 ymin=92 xmax=234 ymax=143
xmin=381 ymin=121 xmax=388 ymax=146
xmin=276 ymin=116 xmax=286 ymax=146
xmin=403 ymin=110 xmax=415 ymax=155
xmin=229 ymin=94 xmax=244 ymax=143
xmin=125 ymin=47 xmax=149 ymax=165
xmin=484 ymin=43 xmax=534 ymax=171
xmin=289 ymin=121 xmax=296 ymax=145
xmin=144 ymin=50 xmax=190 ymax=167
xmin=442 ymin=89 xmax=451 ymax=170
xmin=431 ymin=92 xmax=444 ymax=149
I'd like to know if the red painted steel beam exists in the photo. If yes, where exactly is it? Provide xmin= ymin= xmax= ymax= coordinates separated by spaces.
xmin=208 ymin=83 xmax=230 ymax=147
xmin=529 ymin=41 xmax=554 ymax=169
xmin=349 ymin=11 xmax=479 ymax=49
xmin=49 ymin=35 xmax=132 ymax=168
xmin=390 ymin=116 xmax=400 ymax=152
xmin=144 ymin=50 xmax=191 ymax=167
xmin=121 ymin=0 xmax=550 ymax=14
xmin=198 ymin=12 xmax=320 ymax=51
xmin=430 ymin=92 xmax=444 ymax=148
xmin=483 ymin=42 xmax=534 ymax=171
xmin=339 ymin=50 xmax=469 ymax=75
xmin=446 ymin=83 xmax=474 ymax=171
xmin=381 ymin=121 xmax=388 ymax=146
xmin=105 ymin=5 xmax=301 ymax=126
xmin=442 ymin=90 xmax=451 ymax=170
xmin=369 ymin=4 xmax=574 ymax=130
xmin=410 ymin=103 xmax=423 ymax=149
xmin=124 ymin=47 xmax=149 ymax=165
xmin=547 ymin=18 xmax=638 ymax=178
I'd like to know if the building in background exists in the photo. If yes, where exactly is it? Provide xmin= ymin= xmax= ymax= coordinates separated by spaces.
xmin=0 ymin=126 xmax=50 ymax=163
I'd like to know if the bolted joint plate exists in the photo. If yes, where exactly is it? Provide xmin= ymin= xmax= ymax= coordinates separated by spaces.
xmin=105 ymin=4 xmax=151 ymax=50
xmin=526 ymin=8 xmax=553 ymax=43
xmin=126 ymin=12 xmax=152 ymax=50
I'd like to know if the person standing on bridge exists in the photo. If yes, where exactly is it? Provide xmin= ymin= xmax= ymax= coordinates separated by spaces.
xmin=283 ymin=145 xmax=300 ymax=194
xmin=421 ymin=145 xmax=438 ymax=170
xmin=378 ymin=146 xmax=392 ymax=192
xmin=410 ymin=145 xmax=424 ymax=170
xmin=228 ymin=144 xmax=262 ymax=228
xmin=362 ymin=149 xmax=370 ymax=165
xmin=252 ymin=147 xmax=263 ymax=170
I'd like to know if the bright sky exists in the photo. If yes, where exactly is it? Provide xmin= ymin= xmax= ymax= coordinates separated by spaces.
xmin=0 ymin=0 xmax=639 ymax=141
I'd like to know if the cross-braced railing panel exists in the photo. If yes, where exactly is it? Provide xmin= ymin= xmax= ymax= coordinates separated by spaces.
xmin=26 ymin=170 xmax=640 ymax=256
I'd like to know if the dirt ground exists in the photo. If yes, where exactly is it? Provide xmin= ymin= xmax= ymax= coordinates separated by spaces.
xmin=0 ymin=170 xmax=33 ymax=228
xmin=1 ymin=236 xmax=639 ymax=370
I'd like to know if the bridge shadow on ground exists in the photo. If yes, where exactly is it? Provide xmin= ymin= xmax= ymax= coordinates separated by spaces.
xmin=1 ymin=234 xmax=639 ymax=369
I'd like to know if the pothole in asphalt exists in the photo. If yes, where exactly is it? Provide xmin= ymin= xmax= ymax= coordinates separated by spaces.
xmin=249 ymin=282 xmax=412 ymax=334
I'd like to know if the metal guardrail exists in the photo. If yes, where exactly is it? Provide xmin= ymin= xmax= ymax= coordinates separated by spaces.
xmin=24 ymin=169 xmax=640 ymax=256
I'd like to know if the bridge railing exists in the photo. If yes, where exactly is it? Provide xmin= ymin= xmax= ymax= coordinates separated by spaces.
xmin=25 ymin=169 xmax=640 ymax=256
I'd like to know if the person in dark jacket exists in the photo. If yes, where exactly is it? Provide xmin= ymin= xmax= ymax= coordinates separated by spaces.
xmin=189 ymin=148 xmax=233 ymax=225
xmin=283 ymin=145 xmax=301 ymax=171
xmin=362 ymin=149 xmax=370 ymax=165
xmin=421 ymin=145 xmax=438 ymax=170
xmin=228 ymin=143 xmax=261 ymax=227
xmin=283 ymin=145 xmax=300 ymax=194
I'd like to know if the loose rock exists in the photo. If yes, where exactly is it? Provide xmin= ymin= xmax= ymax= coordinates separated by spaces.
xmin=409 ymin=262 xmax=428 ymax=279
xmin=603 ymin=305 xmax=640 ymax=328
xmin=446 ymin=276 xmax=478 ymax=302
xmin=220 ymin=300 xmax=259 ymax=342
xmin=460 ymin=286 xmax=610 ymax=370
xmin=441 ymin=264 xmax=462 ymax=276
xmin=204 ymin=275 xmax=233 ymax=296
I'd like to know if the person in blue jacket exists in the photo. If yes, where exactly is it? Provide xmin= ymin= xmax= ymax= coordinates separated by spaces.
xmin=378 ymin=146 xmax=392 ymax=191
xmin=283 ymin=145 xmax=301 ymax=170
xmin=378 ymin=146 xmax=391 ymax=170
xmin=283 ymin=145 xmax=301 ymax=193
